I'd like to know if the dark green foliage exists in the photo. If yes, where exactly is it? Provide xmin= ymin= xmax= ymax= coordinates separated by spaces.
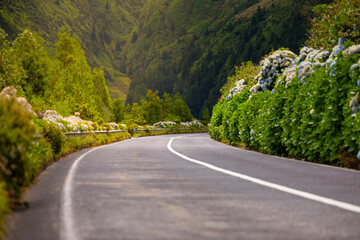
xmin=161 ymin=92 xmax=173 ymax=120
xmin=123 ymin=0 xmax=329 ymax=117
xmin=208 ymin=100 xmax=225 ymax=141
xmin=0 ymin=0 xmax=331 ymax=117
xmin=210 ymin=51 xmax=360 ymax=168
xmin=173 ymin=93 xmax=193 ymax=122
xmin=200 ymin=107 xmax=210 ymax=125
xmin=124 ymin=90 xmax=193 ymax=125
xmin=0 ymin=95 xmax=35 ymax=201
xmin=42 ymin=122 xmax=64 ymax=155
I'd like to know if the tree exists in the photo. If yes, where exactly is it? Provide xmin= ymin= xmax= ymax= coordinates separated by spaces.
xmin=49 ymin=29 xmax=106 ymax=121
xmin=93 ymin=67 xmax=111 ymax=108
xmin=124 ymin=103 xmax=145 ymax=125
xmin=173 ymin=93 xmax=193 ymax=122
xmin=111 ymin=98 xmax=125 ymax=123
xmin=0 ymin=28 xmax=26 ymax=90
xmin=12 ymin=29 xmax=50 ymax=98
xmin=141 ymin=90 xmax=162 ymax=124
xmin=162 ymin=92 xmax=173 ymax=120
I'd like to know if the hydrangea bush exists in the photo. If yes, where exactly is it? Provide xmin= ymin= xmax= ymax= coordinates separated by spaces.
xmin=210 ymin=40 xmax=360 ymax=168
xmin=42 ymin=110 xmax=121 ymax=133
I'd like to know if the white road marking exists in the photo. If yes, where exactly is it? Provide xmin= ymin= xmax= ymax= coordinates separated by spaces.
xmin=59 ymin=139 xmax=133 ymax=240
xmin=167 ymin=137 xmax=360 ymax=214
xmin=212 ymin=137 xmax=360 ymax=173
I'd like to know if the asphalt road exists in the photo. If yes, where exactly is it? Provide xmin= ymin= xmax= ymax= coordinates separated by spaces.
xmin=6 ymin=133 xmax=360 ymax=240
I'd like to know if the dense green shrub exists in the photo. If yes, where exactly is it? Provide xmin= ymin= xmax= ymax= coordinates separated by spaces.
xmin=61 ymin=132 xmax=130 ymax=155
xmin=210 ymin=49 xmax=360 ymax=168
xmin=254 ymin=84 xmax=287 ymax=155
xmin=0 ymin=95 xmax=36 ymax=201
xmin=42 ymin=122 xmax=64 ymax=155
xmin=209 ymin=100 xmax=225 ymax=141
xmin=26 ymin=138 xmax=53 ymax=182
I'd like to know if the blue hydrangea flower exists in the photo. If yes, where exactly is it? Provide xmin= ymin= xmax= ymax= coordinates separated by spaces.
xmin=298 ymin=68 xmax=304 ymax=79
xmin=357 ymin=80 xmax=360 ymax=87
xmin=352 ymin=105 xmax=359 ymax=113
xmin=271 ymin=89 xmax=275 ymax=95
xmin=350 ymin=64 xmax=359 ymax=71
xmin=330 ymin=62 xmax=336 ymax=70
xmin=261 ymin=80 xmax=265 ymax=84
xmin=276 ymin=56 xmax=280 ymax=61
xmin=332 ymin=46 xmax=345 ymax=56
xmin=338 ymin=37 xmax=346 ymax=46
xmin=301 ymin=76 xmax=306 ymax=84
xmin=358 ymin=151 xmax=360 ymax=160
xmin=330 ymin=70 xmax=335 ymax=77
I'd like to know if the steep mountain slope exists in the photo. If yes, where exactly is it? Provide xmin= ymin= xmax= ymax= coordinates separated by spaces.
xmin=122 ymin=0 xmax=332 ymax=117
xmin=0 ymin=0 xmax=332 ymax=116
xmin=0 ymin=0 xmax=143 ymax=100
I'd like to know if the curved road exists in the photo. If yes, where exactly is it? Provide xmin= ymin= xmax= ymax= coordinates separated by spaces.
xmin=6 ymin=133 xmax=360 ymax=239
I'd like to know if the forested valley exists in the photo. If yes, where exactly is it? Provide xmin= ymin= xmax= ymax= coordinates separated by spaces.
xmin=1 ymin=0 xmax=332 ymax=118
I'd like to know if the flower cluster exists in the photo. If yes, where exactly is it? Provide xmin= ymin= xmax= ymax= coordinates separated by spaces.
xmin=226 ymin=38 xmax=360 ymax=101
xmin=153 ymin=121 xmax=178 ymax=128
xmin=250 ymin=50 xmax=297 ymax=93
xmin=180 ymin=120 xmax=204 ymax=128
xmin=227 ymin=79 xmax=246 ymax=100
xmin=0 ymin=86 xmax=36 ymax=115
xmin=44 ymin=110 xmax=120 ymax=132
xmin=349 ymin=93 xmax=359 ymax=114
xmin=212 ymin=36 xmax=360 ymax=168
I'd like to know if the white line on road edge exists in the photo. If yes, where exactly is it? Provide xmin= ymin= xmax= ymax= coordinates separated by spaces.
xmin=167 ymin=137 xmax=360 ymax=214
xmin=59 ymin=139 xmax=133 ymax=240
xmin=59 ymin=146 xmax=105 ymax=240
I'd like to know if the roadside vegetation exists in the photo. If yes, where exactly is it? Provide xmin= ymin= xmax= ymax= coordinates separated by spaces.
xmin=209 ymin=0 xmax=360 ymax=170
xmin=0 ymin=26 xmax=206 ymax=237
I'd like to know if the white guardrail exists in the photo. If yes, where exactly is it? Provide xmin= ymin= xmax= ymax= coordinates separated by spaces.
xmin=63 ymin=127 xmax=208 ymax=138
xmin=63 ymin=129 xmax=126 ymax=138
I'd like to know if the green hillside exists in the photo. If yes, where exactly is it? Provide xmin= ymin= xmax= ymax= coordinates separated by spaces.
xmin=122 ymin=0 xmax=332 ymax=117
xmin=0 ymin=0 xmax=332 ymax=115
xmin=0 ymin=0 xmax=142 ymax=100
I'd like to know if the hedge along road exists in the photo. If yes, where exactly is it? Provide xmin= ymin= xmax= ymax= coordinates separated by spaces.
xmin=6 ymin=133 xmax=360 ymax=240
